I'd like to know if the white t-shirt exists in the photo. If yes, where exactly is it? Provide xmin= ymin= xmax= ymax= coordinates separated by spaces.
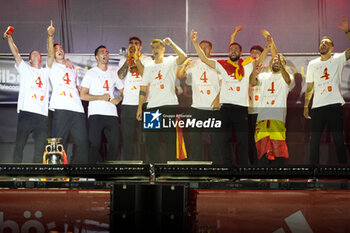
xmin=306 ymin=52 xmax=347 ymax=108
xmin=257 ymin=72 xmax=294 ymax=122
xmin=81 ymin=66 xmax=124 ymax=117
xmin=219 ymin=61 xmax=253 ymax=107
xmin=141 ymin=56 xmax=179 ymax=109
xmin=248 ymin=84 xmax=261 ymax=114
xmin=15 ymin=61 xmax=50 ymax=116
xmin=49 ymin=61 xmax=84 ymax=113
xmin=186 ymin=59 xmax=223 ymax=110
xmin=120 ymin=55 xmax=153 ymax=105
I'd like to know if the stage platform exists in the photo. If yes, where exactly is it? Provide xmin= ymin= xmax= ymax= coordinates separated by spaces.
xmin=1 ymin=164 xmax=350 ymax=233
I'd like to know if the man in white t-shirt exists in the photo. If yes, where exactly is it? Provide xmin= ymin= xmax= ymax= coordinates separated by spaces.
xmin=3 ymin=21 xmax=53 ymax=163
xmin=251 ymin=54 xmax=293 ymax=165
xmin=117 ymin=37 xmax=152 ymax=161
xmin=81 ymin=45 xmax=124 ymax=163
xmin=190 ymin=29 xmax=269 ymax=165
xmin=230 ymin=25 xmax=278 ymax=165
xmin=48 ymin=31 xmax=89 ymax=164
xmin=136 ymin=38 xmax=187 ymax=163
xmin=304 ymin=16 xmax=350 ymax=165
xmin=176 ymin=40 xmax=224 ymax=164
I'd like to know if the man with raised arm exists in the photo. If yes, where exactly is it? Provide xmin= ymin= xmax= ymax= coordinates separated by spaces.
xmin=117 ymin=37 xmax=152 ymax=161
xmin=230 ymin=25 xmax=278 ymax=165
xmin=176 ymin=39 xmax=226 ymax=164
xmin=191 ymin=29 xmax=269 ymax=165
xmin=3 ymin=21 xmax=53 ymax=163
xmin=136 ymin=38 xmax=187 ymax=163
xmin=304 ymin=15 xmax=350 ymax=165
xmin=48 ymin=28 xmax=89 ymax=164
xmin=250 ymin=54 xmax=293 ymax=165
xmin=81 ymin=45 xmax=124 ymax=163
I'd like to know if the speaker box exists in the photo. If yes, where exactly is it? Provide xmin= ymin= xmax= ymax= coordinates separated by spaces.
xmin=110 ymin=183 xmax=189 ymax=233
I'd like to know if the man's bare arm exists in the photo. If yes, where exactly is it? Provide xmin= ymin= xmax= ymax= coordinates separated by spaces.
xmin=117 ymin=59 xmax=130 ymax=79
xmin=4 ymin=34 xmax=22 ymax=67
xmin=136 ymin=85 xmax=147 ymax=121
xmin=249 ymin=60 xmax=259 ymax=86
xmin=163 ymin=37 xmax=187 ymax=65
xmin=133 ymin=46 xmax=145 ymax=76
xmin=176 ymin=58 xmax=191 ymax=79
xmin=260 ymin=29 xmax=278 ymax=58
xmin=80 ymin=87 xmax=110 ymax=101
xmin=47 ymin=20 xmax=55 ymax=68
xmin=191 ymin=30 xmax=216 ymax=69
xmin=304 ymin=82 xmax=314 ymax=119
xmin=229 ymin=25 xmax=243 ymax=45
xmin=336 ymin=15 xmax=350 ymax=60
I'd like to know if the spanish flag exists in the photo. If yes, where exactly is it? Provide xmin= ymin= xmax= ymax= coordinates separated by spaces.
xmin=255 ymin=120 xmax=289 ymax=160
xmin=226 ymin=56 xmax=254 ymax=81
xmin=175 ymin=116 xmax=187 ymax=160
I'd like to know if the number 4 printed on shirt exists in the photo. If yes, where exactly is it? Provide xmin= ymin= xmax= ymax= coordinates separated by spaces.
xmin=63 ymin=73 xmax=71 ymax=85
xmin=35 ymin=77 xmax=43 ymax=88
xmin=321 ymin=68 xmax=330 ymax=80
xmin=200 ymin=71 xmax=208 ymax=83
xmin=103 ymin=80 xmax=109 ymax=91
xmin=268 ymin=82 xmax=275 ymax=94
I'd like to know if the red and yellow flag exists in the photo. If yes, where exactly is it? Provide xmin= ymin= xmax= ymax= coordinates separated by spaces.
xmin=175 ymin=117 xmax=187 ymax=160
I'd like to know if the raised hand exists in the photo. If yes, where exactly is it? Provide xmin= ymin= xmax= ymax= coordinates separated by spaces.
xmin=337 ymin=15 xmax=349 ymax=32
xmin=163 ymin=37 xmax=173 ymax=46
xmin=191 ymin=29 xmax=198 ymax=43
xmin=133 ymin=46 xmax=140 ymax=60
xmin=47 ymin=20 xmax=55 ymax=36
xmin=233 ymin=25 xmax=243 ymax=35
xmin=3 ymin=32 xmax=10 ymax=39
xmin=260 ymin=29 xmax=271 ymax=38
xmin=265 ymin=35 xmax=273 ymax=48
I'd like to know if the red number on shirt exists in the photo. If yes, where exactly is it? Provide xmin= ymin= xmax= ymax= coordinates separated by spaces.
xmin=320 ymin=68 xmax=330 ymax=80
xmin=35 ymin=77 xmax=43 ymax=88
xmin=155 ymin=71 xmax=163 ymax=80
xmin=103 ymin=80 xmax=110 ymax=91
xmin=63 ymin=73 xmax=71 ymax=85
xmin=200 ymin=71 xmax=208 ymax=83
xmin=268 ymin=82 xmax=275 ymax=94
xmin=132 ymin=73 xmax=140 ymax=78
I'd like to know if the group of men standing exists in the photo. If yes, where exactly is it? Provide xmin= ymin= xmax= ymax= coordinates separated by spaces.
xmin=4 ymin=15 xmax=350 ymax=165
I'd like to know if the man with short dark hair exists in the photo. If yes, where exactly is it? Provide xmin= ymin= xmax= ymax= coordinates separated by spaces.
xmin=117 ymin=36 xmax=152 ymax=160
xmin=191 ymin=29 xmax=269 ymax=165
xmin=4 ymin=21 xmax=53 ymax=163
xmin=251 ymin=54 xmax=293 ymax=165
xmin=304 ymin=16 xmax=350 ymax=165
xmin=230 ymin=25 xmax=277 ymax=165
xmin=48 ymin=28 xmax=89 ymax=164
xmin=81 ymin=45 xmax=124 ymax=163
